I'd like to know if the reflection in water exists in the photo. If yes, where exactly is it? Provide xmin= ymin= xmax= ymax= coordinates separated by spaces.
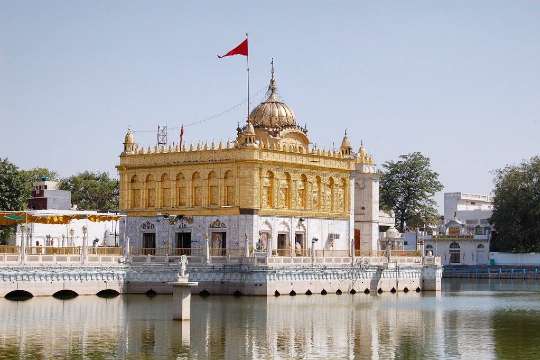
xmin=1 ymin=280 xmax=540 ymax=359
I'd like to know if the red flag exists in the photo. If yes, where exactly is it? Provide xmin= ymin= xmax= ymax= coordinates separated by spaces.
xmin=218 ymin=38 xmax=248 ymax=58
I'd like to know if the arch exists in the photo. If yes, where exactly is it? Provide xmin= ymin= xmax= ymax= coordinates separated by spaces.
xmin=145 ymin=289 xmax=157 ymax=297
xmin=328 ymin=177 xmax=335 ymax=212
xmin=305 ymin=290 xmax=313 ymax=295
xmin=426 ymin=244 xmax=433 ymax=249
xmin=274 ymin=290 xmax=280 ymax=297
xmin=313 ymin=176 xmax=322 ymax=210
xmin=390 ymin=287 xmax=397 ymax=294
xmin=364 ymin=289 xmax=370 ymax=294
xmin=377 ymin=288 xmax=383 ymax=294
xmin=262 ymin=171 xmax=274 ymax=208
xmin=199 ymin=290 xmax=210 ymax=297
xmin=298 ymin=174 xmax=308 ymax=209
xmin=175 ymin=173 xmax=187 ymax=207
xmin=350 ymin=289 xmax=357 ymax=295
xmin=53 ymin=289 xmax=78 ymax=300
xmin=129 ymin=175 xmax=141 ymax=208
xmin=403 ymin=287 xmax=409 ymax=293
xmin=160 ymin=173 xmax=171 ymax=208
xmin=207 ymin=171 xmax=219 ymax=206
xmin=449 ymin=242 xmax=460 ymax=249
xmin=321 ymin=289 xmax=328 ymax=295
xmin=336 ymin=289 xmax=343 ymax=295
xmin=280 ymin=172 xmax=292 ymax=209
xmin=289 ymin=290 xmax=297 ymax=296
xmin=259 ymin=221 xmax=272 ymax=252
xmin=233 ymin=290 xmax=243 ymax=297
xmin=339 ymin=178 xmax=347 ymax=212
xmin=477 ymin=244 xmax=485 ymax=249
xmin=145 ymin=174 xmax=156 ymax=208
xmin=223 ymin=170 xmax=235 ymax=206
xmin=96 ymin=289 xmax=120 ymax=298
xmin=5 ymin=290 xmax=33 ymax=301
xmin=192 ymin=172 xmax=202 ymax=207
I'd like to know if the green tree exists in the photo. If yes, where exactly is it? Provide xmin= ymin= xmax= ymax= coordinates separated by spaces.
xmin=490 ymin=156 xmax=540 ymax=252
xmin=0 ymin=158 xmax=25 ymax=211
xmin=19 ymin=167 xmax=59 ymax=204
xmin=379 ymin=152 xmax=443 ymax=232
xmin=60 ymin=171 xmax=119 ymax=212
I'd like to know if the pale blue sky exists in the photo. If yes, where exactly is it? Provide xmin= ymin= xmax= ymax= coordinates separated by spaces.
xmin=1 ymin=1 xmax=539 ymax=209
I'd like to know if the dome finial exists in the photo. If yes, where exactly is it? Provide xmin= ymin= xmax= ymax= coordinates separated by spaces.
xmin=267 ymin=58 xmax=277 ymax=97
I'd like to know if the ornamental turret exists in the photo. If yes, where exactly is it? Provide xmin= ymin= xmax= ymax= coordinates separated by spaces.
xmin=123 ymin=129 xmax=135 ymax=154
xmin=340 ymin=130 xmax=353 ymax=157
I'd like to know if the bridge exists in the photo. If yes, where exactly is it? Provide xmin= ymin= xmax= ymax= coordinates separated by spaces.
xmin=0 ymin=246 xmax=442 ymax=299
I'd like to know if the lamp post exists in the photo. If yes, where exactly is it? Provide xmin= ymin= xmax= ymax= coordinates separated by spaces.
xmin=311 ymin=237 xmax=318 ymax=265
xmin=82 ymin=225 xmax=88 ymax=264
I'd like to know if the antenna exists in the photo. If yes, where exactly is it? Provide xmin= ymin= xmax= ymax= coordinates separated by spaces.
xmin=157 ymin=125 xmax=167 ymax=146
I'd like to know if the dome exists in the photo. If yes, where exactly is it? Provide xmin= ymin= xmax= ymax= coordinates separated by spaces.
xmin=249 ymin=63 xmax=296 ymax=129
xmin=245 ymin=122 xmax=255 ymax=135
xmin=124 ymin=129 xmax=134 ymax=144
xmin=340 ymin=130 xmax=352 ymax=149
xmin=385 ymin=227 xmax=401 ymax=239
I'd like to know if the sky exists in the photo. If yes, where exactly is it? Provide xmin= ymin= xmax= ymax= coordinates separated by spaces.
xmin=1 ymin=1 xmax=539 ymax=210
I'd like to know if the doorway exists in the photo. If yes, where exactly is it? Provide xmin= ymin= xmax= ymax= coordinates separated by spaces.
xmin=142 ymin=233 xmax=156 ymax=255
xmin=175 ymin=232 xmax=191 ymax=255
xmin=211 ymin=232 xmax=226 ymax=256
xmin=294 ymin=233 xmax=305 ymax=256
xmin=277 ymin=233 xmax=289 ymax=256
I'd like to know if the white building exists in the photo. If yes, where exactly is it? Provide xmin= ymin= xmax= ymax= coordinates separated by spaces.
xmin=444 ymin=192 xmax=493 ymax=235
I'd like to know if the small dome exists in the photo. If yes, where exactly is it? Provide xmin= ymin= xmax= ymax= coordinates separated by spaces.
xmin=124 ymin=129 xmax=134 ymax=144
xmin=340 ymin=130 xmax=352 ymax=149
xmin=386 ymin=227 xmax=401 ymax=239
xmin=245 ymin=122 xmax=255 ymax=135
xmin=249 ymin=63 xmax=296 ymax=129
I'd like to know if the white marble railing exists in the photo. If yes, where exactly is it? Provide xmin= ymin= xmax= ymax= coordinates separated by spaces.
xmin=0 ymin=253 xmax=123 ymax=266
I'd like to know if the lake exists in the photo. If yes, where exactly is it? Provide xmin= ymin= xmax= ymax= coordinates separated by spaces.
xmin=1 ymin=279 xmax=540 ymax=359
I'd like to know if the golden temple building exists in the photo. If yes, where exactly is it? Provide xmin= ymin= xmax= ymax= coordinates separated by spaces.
xmin=117 ymin=65 xmax=382 ymax=256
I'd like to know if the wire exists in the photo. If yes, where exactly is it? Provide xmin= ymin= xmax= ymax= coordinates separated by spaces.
xmin=133 ymin=87 xmax=266 ymax=133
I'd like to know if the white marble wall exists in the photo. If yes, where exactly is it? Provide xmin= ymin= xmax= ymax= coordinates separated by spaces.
xmin=122 ymin=215 xmax=351 ymax=252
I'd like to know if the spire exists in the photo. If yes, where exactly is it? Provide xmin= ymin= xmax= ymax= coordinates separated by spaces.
xmin=267 ymin=58 xmax=278 ymax=99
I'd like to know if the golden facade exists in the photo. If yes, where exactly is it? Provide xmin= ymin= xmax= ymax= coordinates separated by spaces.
xmin=117 ymin=68 xmax=374 ymax=220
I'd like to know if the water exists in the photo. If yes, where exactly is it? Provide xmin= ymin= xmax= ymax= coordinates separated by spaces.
xmin=1 ymin=280 xmax=540 ymax=359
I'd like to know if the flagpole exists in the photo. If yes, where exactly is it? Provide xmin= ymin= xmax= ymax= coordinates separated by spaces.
xmin=246 ymin=32 xmax=250 ymax=123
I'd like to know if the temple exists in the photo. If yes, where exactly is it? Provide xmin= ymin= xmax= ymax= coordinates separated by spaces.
xmin=117 ymin=64 xmax=383 ymax=257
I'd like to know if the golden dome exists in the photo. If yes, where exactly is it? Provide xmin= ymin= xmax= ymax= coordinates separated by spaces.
xmin=249 ymin=62 xmax=296 ymax=129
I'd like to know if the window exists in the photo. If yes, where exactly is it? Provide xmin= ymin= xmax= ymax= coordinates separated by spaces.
xmin=449 ymin=242 xmax=460 ymax=264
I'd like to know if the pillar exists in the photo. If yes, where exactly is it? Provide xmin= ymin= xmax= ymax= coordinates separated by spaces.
xmin=170 ymin=282 xmax=198 ymax=320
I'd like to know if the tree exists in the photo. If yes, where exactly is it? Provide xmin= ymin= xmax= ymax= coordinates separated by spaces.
xmin=19 ymin=167 xmax=59 ymax=204
xmin=379 ymin=152 xmax=443 ymax=232
xmin=490 ymin=156 xmax=540 ymax=252
xmin=0 ymin=158 xmax=25 ymax=211
xmin=60 ymin=171 xmax=119 ymax=212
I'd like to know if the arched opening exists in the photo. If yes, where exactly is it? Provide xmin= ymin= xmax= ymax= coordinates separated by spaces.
xmin=403 ymin=287 xmax=409 ymax=293
xmin=321 ymin=289 xmax=328 ymax=295
xmin=262 ymin=171 xmax=274 ymax=208
xmin=390 ymin=287 xmax=397 ymax=294
xmin=305 ymin=290 xmax=312 ymax=295
xmin=377 ymin=288 xmax=383 ymax=294
xmin=192 ymin=172 xmax=202 ymax=207
xmin=208 ymin=171 xmax=219 ymax=206
xmin=350 ymin=289 xmax=357 ymax=295
xmin=175 ymin=173 xmax=187 ymax=207
xmin=339 ymin=178 xmax=347 ymax=212
xmin=364 ymin=289 xmax=370 ymax=294
xmin=425 ymin=244 xmax=434 ymax=256
xmin=53 ymin=290 xmax=78 ymax=300
xmin=274 ymin=290 xmax=280 ymax=297
xmin=328 ymin=177 xmax=335 ymax=212
xmin=5 ymin=290 xmax=33 ymax=301
xmin=233 ymin=290 xmax=242 ymax=297
xmin=97 ymin=289 xmax=120 ymax=298
xmin=336 ymin=289 xmax=343 ymax=295
xmin=298 ymin=174 xmax=308 ymax=209
xmin=449 ymin=242 xmax=461 ymax=264
xmin=289 ymin=290 xmax=297 ymax=296
xmin=145 ymin=174 xmax=156 ymax=208
xmin=160 ymin=173 xmax=171 ymax=208
xmin=415 ymin=287 xmax=421 ymax=293
xmin=145 ymin=289 xmax=157 ymax=298
xmin=129 ymin=175 xmax=141 ymax=208
xmin=280 ymin=172 xmax=291 ymax=209
xmin=224 ymin=170 xmax=235 ymax=206
xmin=199 ymin=290 xmax=210 ymax=297
xmin=313 ymin=176 xmax=322 ymax=210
